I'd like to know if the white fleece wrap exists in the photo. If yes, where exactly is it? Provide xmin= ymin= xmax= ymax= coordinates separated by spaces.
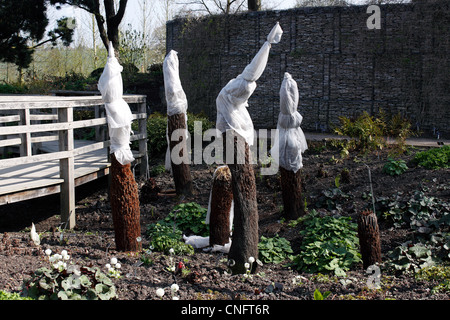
xmin=98 ymin=42 xmax=134 ymax=165
xmin=216 ymin=22 xmax=283 ymax=146
xmin=163 ymin=50 xmax=189 ymax=171
xmin=270 ymin=72 xmax=308 ymax=173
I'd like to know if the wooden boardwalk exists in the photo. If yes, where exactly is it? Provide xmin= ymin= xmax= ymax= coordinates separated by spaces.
xmin=0 ymin=94 xmax=148 ymax=228
xmin=0 ymin=140 xmax=110 ymax=204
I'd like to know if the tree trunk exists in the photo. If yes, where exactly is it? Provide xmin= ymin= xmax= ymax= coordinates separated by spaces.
xmin=167 ymin=113 xmax=193 ymax=196
xmin=110 ymin=154 xmax=141 ymax=252
xmin=357 ymin=210 xmax=382 ymax=270
xmin=248 ymin=0 xmax=261 ymax=11
xmin=223 ymin=131 xmax=259 ymax=274
xmin=209 ymin=166 xmax=233 ymax=246
xmin=279 ymin=166 xmax=305 ymax=220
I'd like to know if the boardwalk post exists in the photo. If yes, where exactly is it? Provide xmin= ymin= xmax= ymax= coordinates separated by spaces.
xmin=58 ymin=106 xmax=76 ymax=229
xmin=19 ymin=109 xmax=31 ymax=156
xmin=138 ymin=101 xmax=148 ymax=178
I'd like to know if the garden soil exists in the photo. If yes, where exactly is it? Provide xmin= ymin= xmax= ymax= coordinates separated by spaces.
xmin=0 ymin=141 xmax=449 ymax=301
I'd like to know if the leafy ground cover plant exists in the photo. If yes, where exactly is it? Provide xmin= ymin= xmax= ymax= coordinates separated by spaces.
xmin=146 ymin=223 xmax=194 ymax=255
xmin=292 ymin=211 xmax=361 ymax=276
xmin=386 ymin=242 xmax=437 ymax=274
xmin=413 ymin=145 xmax=450 ymax=169
xmin=313 ymin=288 xmax=331 ymax=300
xmin=258 ymin=235 xmax=294 ymax=264
xmin=22 ymin=250 xmax=117 ymax=300
xmin=382 ymin=157 xmax=408 ymax=176
xmin=145 ymin=202 xmax=209 ymax=255
xmin=415 ymin=265 xmax=450 ymax=295
xmin=162 ymin=202 xmax=209 ymax=236
xmin=376 ymin=190 xmax=450 ymax=231
xmin=314 ymin=186 xmax=352 ymax=213
xmin=0 ymin=290 xmax=33 ymax=300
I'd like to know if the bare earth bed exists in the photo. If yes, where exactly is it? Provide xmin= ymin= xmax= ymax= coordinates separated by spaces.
xmin=0 ymin=141 xmax=449 ymax=305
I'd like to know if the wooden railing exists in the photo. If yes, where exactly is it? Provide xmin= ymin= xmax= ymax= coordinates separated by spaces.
xmin=0 ymin=94 xmax=148 ymax=228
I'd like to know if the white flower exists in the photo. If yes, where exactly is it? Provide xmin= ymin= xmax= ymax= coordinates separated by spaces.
xmin=115 ymin=263 xmax=121 ymax=269
xmin=169 ymin=248 xmax=175 ymax=255
xmin=45 ymin=249 xmax=52 ymax=256
xmin=244 ymin=263 xmax=250 ymax=269
xmin=156 ymin=288 xmax=165 ymax=298
xmin=61 ymin=250 xmax=68 ymax=257
xmin=110 ymin=257 xmax=118 ymax=265
xmin=105 ymin=263 xmax=111 ymax=270
xmin=172 ymin=296 xmax=179 ymax=300
xmin=248 ymin=257 xmax=255 ymax=263
xmin=171 ymin=284 xmax=179 ymax=292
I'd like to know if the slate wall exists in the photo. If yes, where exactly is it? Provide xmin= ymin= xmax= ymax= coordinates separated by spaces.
xmin=166 ymin=2 xmax=450 ymax=135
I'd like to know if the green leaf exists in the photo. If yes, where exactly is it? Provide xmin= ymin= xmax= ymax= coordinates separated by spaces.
xmin=313 ymin=289 xmax=323 ymax=300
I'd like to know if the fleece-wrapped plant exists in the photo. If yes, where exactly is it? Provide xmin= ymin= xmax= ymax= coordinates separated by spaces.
xmin=97 ymin=42 xmax=134 ymax=165
xmin=215 ymin=22 xmax=283 ymax=275
xmin=215 ymin=22 xmax=283 ymax=146
xmin=163 ymin=50 xmax=193 ymax=195
xmin=270 ymin=72 xmax=308 ymax=173
xmin=163 ymin=50 xmax=189 ymax=170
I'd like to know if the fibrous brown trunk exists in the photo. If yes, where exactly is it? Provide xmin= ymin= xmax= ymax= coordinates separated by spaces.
xmin=209 ymin=166 xmax=233 ymax=246
xmin=279 ymin=166 xmax=304 ymax=220
xmin=110 ymin=154 xmax=141 ymax=252
xmin=167 ymin=113 xmax=193 ymax=196
xmin=223 ymin=131 xmax=259 ymax=274
xmin=357 ymin=210 xmax=382 ymax=270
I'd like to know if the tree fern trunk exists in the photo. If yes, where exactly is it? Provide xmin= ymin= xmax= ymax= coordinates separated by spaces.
xmin=110 ymin=154 xmax=141 ymax=252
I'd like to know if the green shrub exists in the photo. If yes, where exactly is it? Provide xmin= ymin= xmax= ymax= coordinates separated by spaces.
xmin=145 ymin=112 xmax=168 ymax=156
xmin=146 ymin=222 xmax=194 ymax=255
xmin=258 ymin=235 xmax=294 ymax=264
xmin=0 ymin=83 xmax=26 ymax=94
xmin=292 ymin=211 xmax=361 ymax=276
xmin=141 ymin=112 xmax=213 ymax=157
xmin=382 ymin=157 xmax=408 ymax=176
xmin=383 ymin=112 xmax=415 ymax=155
xmin=413 ymin=146 xmax=450 ymax=169
xmin=150 ymin=164 xmax=166 ymax=176
xmin=334 ymin=112 xmax=385 ymax=153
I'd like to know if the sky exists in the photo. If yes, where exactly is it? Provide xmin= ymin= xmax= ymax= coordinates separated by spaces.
xmin=49 ymin=0 xmax=301 ymax=31
xmin=48 ymin=0 xmax=368 ymax=47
